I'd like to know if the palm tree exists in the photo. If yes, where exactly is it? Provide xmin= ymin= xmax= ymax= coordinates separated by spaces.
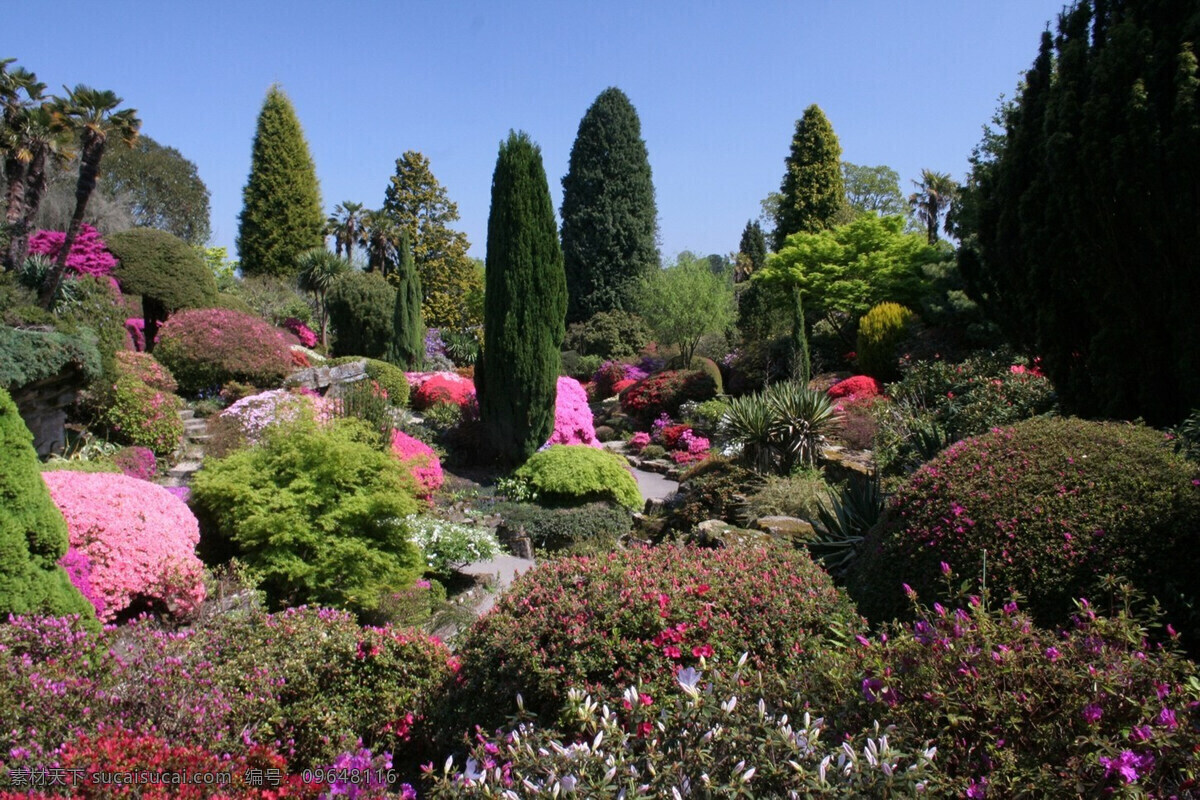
xmin=1 ymin=60 xmax=49 ymax=269
xmin=4 ymin=106 xmax=73 ymax=269
xmin=39 ymin=85 xmax=139 ymax=307
xmin=326 ymin=201 xmax=366 ymax=261
xmin=296 ymin=247 xmax=351 ymax=348
xmin=908 ymin=169 xmax=958 ymax=245
xmin=362 ymin=208 xmax=403 ymax=276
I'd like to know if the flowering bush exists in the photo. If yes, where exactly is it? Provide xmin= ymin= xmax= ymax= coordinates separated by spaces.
xmin=440 ymin=543 xmax=862 ymax=742
xmin=828 ymin=374 xmax=882 ymax=400
xmin=154 ymin=307 xmax=295 ymax=395
xmin=27 ymin=224 xmax=117 ymax=277
xmin=849 ymin=417 xmax=1200 ymax=646
xmin=512 ymin=444 xmax=642 ymax=511
xmin=283 ymin=316 xmax=319 ymax=348
xmin=619 ymin=369 xmax=717 ymax=420
xmin=591 ymin=360 xmax=649 ymax=399
xmin=611 ymin=377 xmax=636 ymax=395
xmin=112 ymin=446 xmax=156 ymax=481
xmin=94 ymin=352 xmax=185 ymax=455
xmin=410 ymin=371 xmax=476 ymax=410
xmin=545 ymin=376 xmax=599 ymax=447
xmin=390 ymin=429 xmax=445 ymax=499
xmin=58 ymin=547 xmax=106 ymax=618
xmin=114 ymin=350 xmax=178 ymax=392
xmin=627 ymin=431 xmax=651 ymax=453
xmin=403 ymin=514 xmax=500 ymax=577
xmin=219 ymin=388 xmax=332 ymax=447
xmin=41 ymin=471 xmax=206 ymax=621
xmin=125 ymin=317 xmax=145 ymax=351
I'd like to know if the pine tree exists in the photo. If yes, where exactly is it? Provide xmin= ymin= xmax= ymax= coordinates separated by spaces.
xmin=736 ymin=219 xmax=767 ymax=281
xmin=237 ymin=85 xmax=324 ymax=279
xmin=388 ymin=231 xmax=424 ymax=370
xmin=477 ymin=131 xmax=566 ymax=465
xmin=560 ymin=87 xmax=659 ymax=324
xmin=773 ymin=104 xmax=848 ymax=250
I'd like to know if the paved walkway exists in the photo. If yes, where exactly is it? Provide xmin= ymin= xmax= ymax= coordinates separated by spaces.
xmin=458 ymin=554 xmax=536 ymax=617
xmin=632 ymin=466 xmax=679 ymax=503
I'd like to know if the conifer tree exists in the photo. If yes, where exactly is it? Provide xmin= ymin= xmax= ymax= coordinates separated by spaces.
xmin=736 ymin=219 xmax=767 ymax=281
xmin=477 ymin=131 xmax=566 ymax=465
xmin=388 ymin=231 xmax=424 ymax=370
xmin=237 ymin=85 xmax=324 ymax=278
xmin=560 ymin=87 xmax=659 ymax=324
xmin=773 ymin=104 xmax=848 ymax=250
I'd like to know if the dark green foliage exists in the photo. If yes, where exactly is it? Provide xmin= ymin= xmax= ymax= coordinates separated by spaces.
xmin=773 ymin=104 xmax=848 ymax=250
xmin=849 ymin=417 xmax=1200 ymax=649
xmin=563 ymin=309 xmax=651 ymax=359
xmin=0 ymin=388 xmax=96 ymax=623
xmin=664 ymin=457 xmax=760 ymax=534
xmin=737 ymin=219 xmax=767 ymax=278
xmin=0 ymin=326 xmax=100 ymax=390
xmin=478 ymin=131 xmax=566 ymax=464
xmin=512 ymin=445 xmax=642 ymax=511
xmin=191 ymin=416 xmax=423 ymax=615
xmin=493 ymin=500 xmax=632 ymax=554
xmin=690 ymin=356 xmax=724 ymax=396
xmin=387 ymin=231 xmax=423 ymax=370
xmin=98 ymin=134 xmax=211 ymax=246
xmin=788 ymin=286 xmax=811 ymax=383
xmin=332 ymin=379 xmax=392 ymax=449
xmin=560 ymin=88 xmax=659 ymax=323
xmin=57 ymin=276 xmax=128 ymax=394
xmin=956 ymin=2 xmax=1200 ymax=425
xmin=236 ymin=86 xmax=324 ymax=279
xmin=856 ymin=302 xmax=916 ymax=380
xmin=326 ymin=270 xmax=397 ymax=359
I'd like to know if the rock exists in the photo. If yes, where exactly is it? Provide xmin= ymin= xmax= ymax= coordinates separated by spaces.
xmin=285 ymin=360 xmax=367 ymax=393
xmin=753 ymin=516 xmax=817 ymax=542
xmin=820 ymin=445 xmax=874 ymax=490
xmin=688 ymin=519 xmax=773 ymax=549
xmin=594 ymin=425 xmax=617 ymax=442
xmin=631 ymin=512 xmax=665 ymax=538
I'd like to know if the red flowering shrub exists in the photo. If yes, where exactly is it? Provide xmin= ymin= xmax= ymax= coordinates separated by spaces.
xmin=849 ymin=417 xmax=1200 ymax=647
xmin=112 ymin=446 xmax=157 ymax=481
xmin=828 ymin=374 xmax=882 ymax=400
xmin=154 ymin=308 xmax=294 ymax=395
xmin=410 ymin=372 xmax=476 ymax=410
xmin=440 ymin=543 xmax=861 ymax=740
xmin=612 ymin=377 xmax=637 ymax=395
xmin=619 ymin=370 xmax=717 ymax=420
xmin=390 ymin=429 xmax=444 ymax=499
xmin=657 ymin=423 xmax=692 ymax=449
xmin=545 ymin=376 xmax=599 ymax=447
xmin=27 ymin=224 xmax=117 ymax=277
xmin=41 ymin=471 xmax=206 ymax=622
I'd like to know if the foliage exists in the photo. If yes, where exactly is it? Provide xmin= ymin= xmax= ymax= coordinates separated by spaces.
xmin=590 ymin=359 xmax=646 ymax=399
xmin=295 ymin=247 xmax=349 ymax=346
xmin=95 ymin=370 xmax=185 ymax=455
xmin=560 ymin=87 xmax=660 ymax=323
xmin=619 ymin=369 xmax=717 ymax=421
xmin=440 ymin=543 xmax=862 ymax=741
xmin=26 ymin=223 xmax=116 ymax=276
xmin=191 ymin=416 xmax=423 ymax=614
xmin=848 ymin=417 xmax=1200 ymax=647
xmin=478 ymin=131 xmax=566 ymax=465
xmin=326 ymin=269 xmax=397 ymax=359
xmin=736 ymin=219 xmax=767 ymax=280
xmin=492 ymin=500 xmax=632 ymax=554
xmin=723 ymin=382 xmax=841 ymax=473
xmin=381 ymin=151 xmax=481 ymax=329
xmin=0 ymin=388 xmax=96 ymax=622
xmin=98 ymin=133 xmax=211 ymax=246
xmin=402 ymin=514 xmax=500 ymax=577
xmin=360 ymin=357 xmax=410 ymax=407
xmin=907 ymin=168 xmax=957 ymax=244
xmin=842 ymin=162 xmax=906 ymax=217
xmin=678 ymin=397 xmax=730 ymax=438
xmin=954 ymin=1 xmax=1200 ymax=424
xmin=773 ymin=104 xmax=849 ymax=249
xmin=1169 ymin=408 xmax=1200 ymax=463
xmin=237 ymin=85 xmax=324 ymax=278
xmin=663 ymin=457 xmax=759 ymax=533
xmin=282 ymin=316 xmax=318 ymax=347
xmin=637 ymin=253 xmax=734 ymax=368
xmin=856 ymin=301 xmax=916 ymax=380
xmin=563 ymin=309 xmax=651 ymax=359
xmin=154 ymin=307 xmax=294 ymax=395
xmin=546 ymin=376 xmax=599 ymax=447
xmin=388 ymin=230 xmax=424 ymax=370
xmin=218 ymin=388 xmax=331 ymax=452
xmin=232 ymin=274 xmax=313 ymax=325
xmin=390 ymin=428 xmax=444 ymax=499
xmin=811 ymin=471 xmax=885 ymax=574
xmin=742 ymin=467 xmax=833 ymax=523
xmin=42 ymin=470 xmax=206 ymax=621
xmin=512 ymin=444 xmax=641 ymax=511
xmin=0 ymin=325 xmax=100 ymax=389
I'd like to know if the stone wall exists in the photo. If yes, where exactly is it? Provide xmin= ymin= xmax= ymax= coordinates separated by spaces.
xmin=10 ymin=368 xmax=86 ymax=457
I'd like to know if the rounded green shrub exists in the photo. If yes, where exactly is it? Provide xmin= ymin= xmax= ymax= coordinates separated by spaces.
xmin=96 ymin=375 xmax=184 ymax=456
xmin=564 ymin=309 xmax=652 ymax=359
xmin=512 ymin=444 xmax=642 ymax=510
xmin=493 ymin=500 xmax=632 ymax=553
xmin=849 ymin=417 xmax=1200 ymax=640
xmin=857 ymin=302 xmax=916 ymax=380
xmin=326 ymin=270 xmax=396 ymax=359
xmin=691 ymin=355 xmax=724 ymax=396
xmin=191 ymin=416 xmax=423 ymax=614
xmin=0 ymin=388 xmax=96 ymax=623
xmin=154 ymin=307 xmax=294 ymax=395
xmin=364 ymin=358 xmax=410 ymax=407
xmin=440 ymin=542 xmax=861 ymax=742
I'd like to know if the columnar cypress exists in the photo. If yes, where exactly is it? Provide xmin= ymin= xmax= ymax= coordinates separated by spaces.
xmin=388 ymin=231 xmax=424 ymax=370
xmin=237 ymin=85 xmax=324 ymax=279
xmin=773 ymin=104 xmax=847 ymax=250
xmin=560 ymin=87 xmax=659 ymax=324
xmin=477 ymin=131 xmax=566 ymax=464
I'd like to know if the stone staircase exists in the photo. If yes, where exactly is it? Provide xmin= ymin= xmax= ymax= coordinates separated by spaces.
xmin=163 ymin=408 xmax=209 ymax=488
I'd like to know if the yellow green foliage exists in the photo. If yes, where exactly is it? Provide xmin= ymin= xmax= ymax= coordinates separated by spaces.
xmin=857 ymin=302 xmax=916 ymax=380
xmin=513 ymin=445 xmax=642 ymax=511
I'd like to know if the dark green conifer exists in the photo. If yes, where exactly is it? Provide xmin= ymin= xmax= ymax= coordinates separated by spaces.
xmin=560 ymin=87 xmax=659 ymax=324
xmin=237 ymin=85 xmax=324 ymax=278
xmin=388 ymin=231 xmax=424 ymax=370
xmin=478 ymin=131 xmax=566 ymax=464
xmin=773 ymin=105 xmax=847 ymax=250
xmin=737 ymin=219 xmax=767 ymax=280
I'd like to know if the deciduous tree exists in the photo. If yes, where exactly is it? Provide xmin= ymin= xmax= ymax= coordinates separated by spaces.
xmin=638 ymin=253 xmax=734 ymax=368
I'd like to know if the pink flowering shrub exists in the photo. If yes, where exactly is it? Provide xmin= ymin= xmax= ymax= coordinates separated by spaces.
xmin=627 ymin=431 xmax=651 ymax=453
xmin=97 ymin=353 xmax=185 ymax=455
xmin=440 ymin=542 xmax=861 ymax=741
xmin=390 ymin=429 xmax=444 ymax=499
xmin=827 ymin=374 xmax=882 ymax=400
xmin=41 ymin=471 xmax=206 ymax=622
xmin=410 ymin=371 xmax=475 ymax=410
xmin=283 ymin=317 xmax=319 ymax=348
xmin=154 ymin=308 xmax=295 ymax=395
xmin=113 ymin=351 xmax=177 ymax=392
xmin=125 ymin=317 xmax=145 ymax=351
xmin=545 ymin=376 xmax=599 ymax=447
xmin=58 ymin=547 xmax=106 ymax=618
xmin=27 ymin=224 xmax=117 ymax=277
xmin=112 ymin=446 xmax=156 ymax=481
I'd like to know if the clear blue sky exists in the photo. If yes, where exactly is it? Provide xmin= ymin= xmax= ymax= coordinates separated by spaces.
xmin=3 ymin=1 xmax=1066 ymax=262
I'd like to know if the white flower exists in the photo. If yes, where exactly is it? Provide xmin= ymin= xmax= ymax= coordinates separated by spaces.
xmin=560 ymin=775 xmax=577 ymax=793
xmin=465 ymin=758 xmax=484 ymax=782
xmin=676 ymin=666 xmax=702 ymax=695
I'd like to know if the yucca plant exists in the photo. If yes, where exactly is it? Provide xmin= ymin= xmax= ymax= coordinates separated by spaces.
xmin=811 ymin=470 xmax=884 ymax=575
xmin=721 ymin=393 xmax=777 ymax=473
xmin=765 ymin=381 xmax=842 ymax=472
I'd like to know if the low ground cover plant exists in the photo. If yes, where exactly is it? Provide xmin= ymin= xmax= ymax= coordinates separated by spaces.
xmin=492 ymin=500 xmax=632 ymax=554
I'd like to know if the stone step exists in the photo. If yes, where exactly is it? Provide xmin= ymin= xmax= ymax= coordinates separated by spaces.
xmin=182 ymin=444 xmax=205 ymax=461
xmin=168 ymin=461 xmax=203 ymax=478
xmin=186 ymin=432 xmax=212 ymax=444
xmin=184 ymin=420 xmax=208 ymax=434
xmin=159 ymin=476 xmax=186 ymax=488
xmin=180 ymin=409 xmax=195 ymax=421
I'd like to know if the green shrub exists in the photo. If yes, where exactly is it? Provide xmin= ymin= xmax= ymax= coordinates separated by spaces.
xmin=209 ymin=292 xmax=255 ymax=316
xmin=690 ymin=355 xmax=724 ymax=395
xmin=558 ymin=350 xmax=603 ymax=380
xmin=327 ymin=270 xmax=397 ymax=359
xmin=191 ymin=416 xmax=423 ymax=614
xmin=857 ymin=301 xmax=916 ymax=380
xmin=563 ymin=309 xmax=652 ymax=359
xmin=439 ymin=542 xmax=862 ymax=743
xmin=0 ymin=388 xmax=96 ymax=623
xmin=154 ymin=307 xmax=294 ymax=395
xmin=57 ymin=276 xmax=129 ymax=393
xmin=363 ymin=358 xmax=410 ymax=407
xmin=493 ymin=500 xmax=632 ymax=553
xmin=848 ymin=417 xmax=1200 ymax=647
xmin=0 ymin=326 xmax=101 ymax=390
xmin=231 ymin=274 xmax=313 ymax=325
xmin=96 ymin=375 xmax=184 ymax=455
xmin=742 ymin=467 xmax=832 ymax=522
xmin=679 ymin=397 xmax=729 ymax=437
xmin=664 ymin=457 xmax=760 ymax=533
xmin=619 ymin=369 xmax=718 ymax=420
xmin=512 ymin=444 xmax=642 ymax=511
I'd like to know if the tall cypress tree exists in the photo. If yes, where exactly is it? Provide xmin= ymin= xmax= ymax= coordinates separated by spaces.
xmin=237 ymin=85 xmax=324 ymax=278
xmin=477 ymin=131 xmax=566 ymax=465
xmin=773 ymin=104 xmax=847 ymax=250
xmin=560 ymin=87 xmax=659 ymax=324
xmin=388 ymin=231 xmax=424 ymax=370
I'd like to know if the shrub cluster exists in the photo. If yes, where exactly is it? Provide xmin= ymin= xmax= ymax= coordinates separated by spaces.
xmin=0 ymin=326 xmax=101 ymax=390
xmin=512 ymin=444 xmax=642 ymax=511
xmin=327 ymin=270 xmax=396 ymax=359
xmin=402 ymin=514 xmax=500 ymax=578
xmin=390 ymin=429 xmax=445 ymax=499
xmin=857 ymin=302 xmax=916 ymax=380
xmin=563 ymin=309 xmax=651 ymax=359
xmin=591 ymin=360 xmax=648 ymax=399
xmin=154 ymin=308 xmax=294 ymax=395
xmin=217 ymin=388 xmax=332 ymax=450
xmin=828 ymin=374 xmax=882 ymax=400
xmin=493 ymin=500 xmax=632 ymax=554
xmin=619 ymin=369 xmax=717 ymax=420
xmin=27 ymin=224 xmax=117 ymax=277
xmin=95 ymin=352 xmax=185 ymax=455
xmin=410 ymin=371 xmax=476 ymax=410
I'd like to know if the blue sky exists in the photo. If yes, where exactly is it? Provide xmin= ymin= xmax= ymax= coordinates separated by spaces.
xmin=3 ymin=1 xmax=1067 ymax=262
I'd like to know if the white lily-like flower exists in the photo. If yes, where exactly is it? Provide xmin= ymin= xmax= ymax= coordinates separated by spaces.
xmin=721 ymin=695 xmax=737 ymax=713
xmin=465 ymin=757 xmax=484 ymax=783
xmin=560 ymin=775 xmax=577 ymax=793
xmin=676 ymin=666 xmax=702 ymax=696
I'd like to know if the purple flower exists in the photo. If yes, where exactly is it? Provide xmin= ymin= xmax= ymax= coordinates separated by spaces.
xmin=1044 ymin=646 xmax=1060 ymax=662
xmin=1129 ymin=725 xmax=1153 ymax=743
xmin=965 ymin=777 xmax=987 ymax=798
xmin=1157 ymin=707 xmax=1178 ymax=730
xmin=1082 ymin=703 xmax=1103 ymax=724
xmin=1099 ymin=750 xmax=1154 ymax=784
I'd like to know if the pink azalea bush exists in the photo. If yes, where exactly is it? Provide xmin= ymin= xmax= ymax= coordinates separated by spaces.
xmin=545 ymin=376 xmax=600 ymax=447
xmin=112 ymin=446 xmax=157 ymax=481
xmin=283 ymin=317 xmax=319 ymax=348
xmin=219 ymin=388 xmax=333 ymax=446
xmin=390 ymin=429 xmax=445 ymax=498
xmin=408 ymin=371 xmax=476 ymax=410
xmin=58 ymin=547 xmax=106 ymax=618
xmin=154 ymin=308 xmax=295 ymax=395
xmin=125 ymin=317 xmax=146 ymax=351
xmin=27 ymin=224 xmax=117 ymax=277
xmin=41 ymin=471 xmax=206 ymax=622
xmin=628 ymin=431 xmax=652 ymax=453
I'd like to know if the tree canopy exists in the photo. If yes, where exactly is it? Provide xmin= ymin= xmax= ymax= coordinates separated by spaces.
xmin=842 ymin=162 xmax=906 ymax=217
xmin=98 ymin=134 xmax=211 ymax=246
xmin=638 ymin=253 xmax=734 ymax=367
xmin=773 ymin=104 xmax=848 ymax=250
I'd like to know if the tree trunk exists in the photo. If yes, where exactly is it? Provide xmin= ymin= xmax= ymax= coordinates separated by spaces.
xmin=3 ymin=155 xmax=28 ymax=270
xmin=40 ymin=137 xmax=105 ymax=308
